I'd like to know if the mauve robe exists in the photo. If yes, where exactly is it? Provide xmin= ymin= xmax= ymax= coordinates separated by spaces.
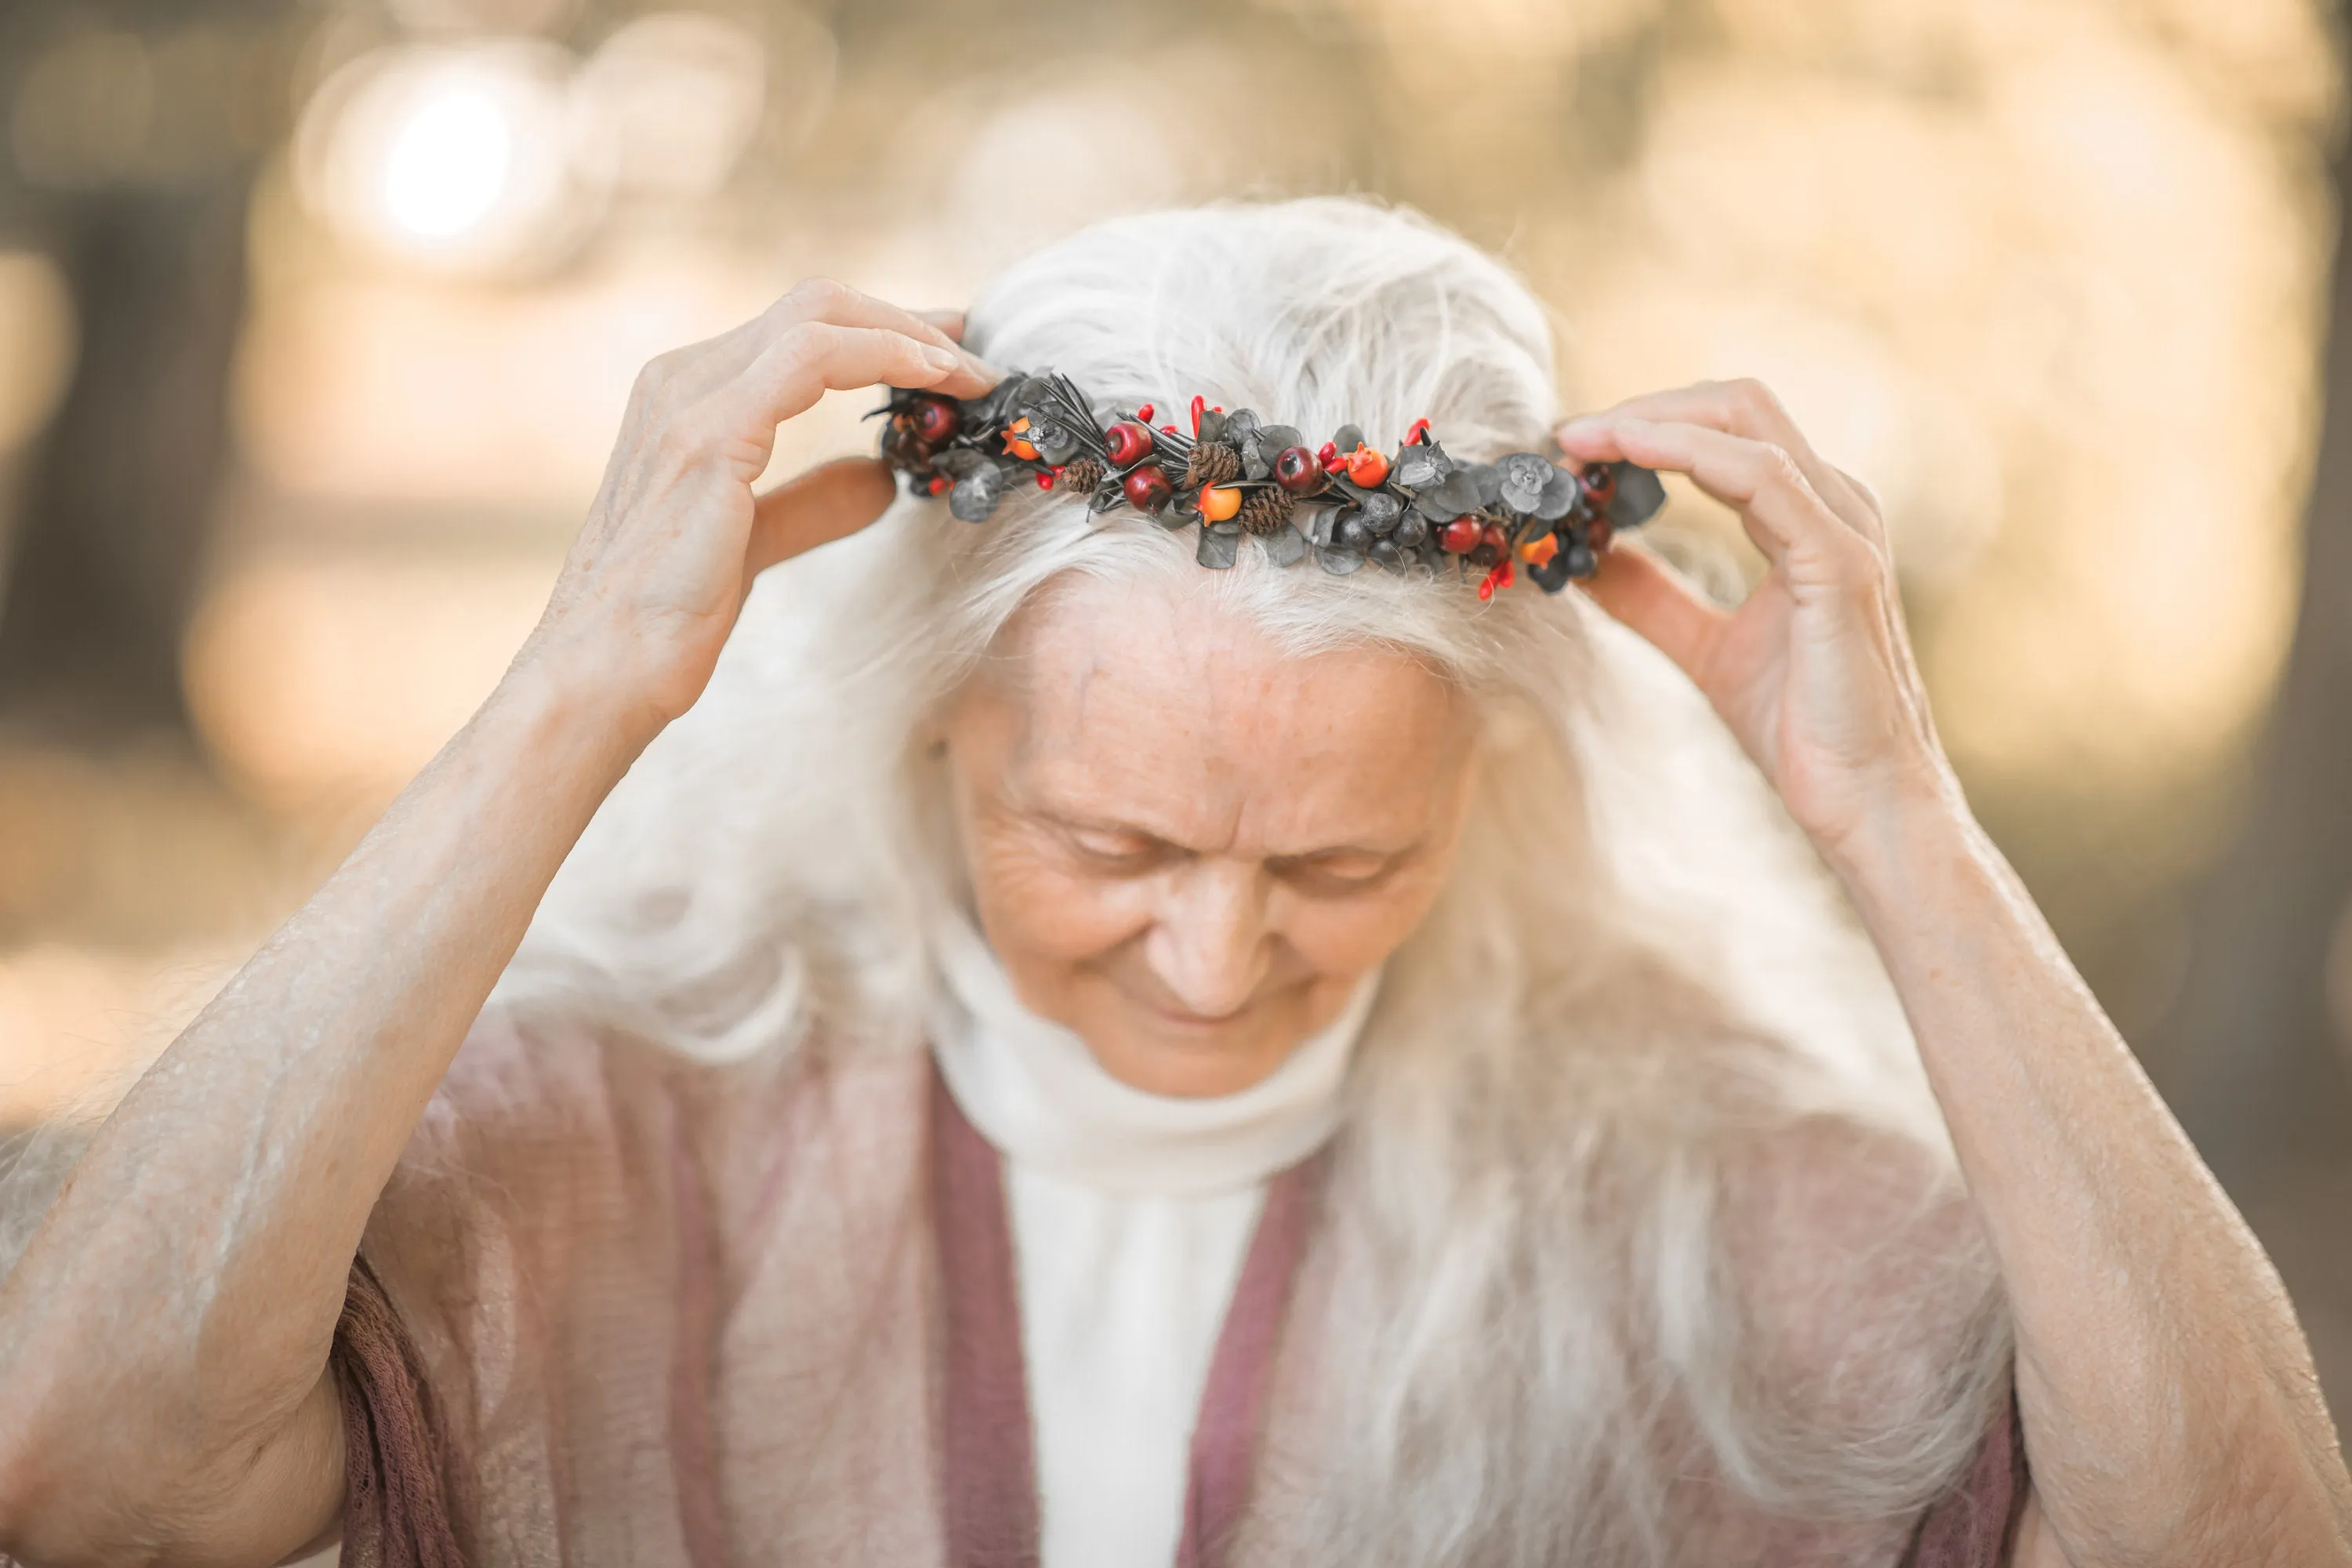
xmin=329 ymin=1011 xmax=2027 ymax=1568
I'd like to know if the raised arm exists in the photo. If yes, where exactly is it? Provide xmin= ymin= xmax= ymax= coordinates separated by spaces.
xmin=1559 ymin=381 xmax=2352 ymax=1568
xmin=0 ymin=283 xmax=990 ymax=1568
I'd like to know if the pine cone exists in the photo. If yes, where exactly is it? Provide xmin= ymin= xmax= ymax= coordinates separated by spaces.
xmin=1060 ymin=456 xmax=1105 ymax=494
xmin=1184 ymin=441 xmax=1241 ymax=488
xmin=1236 ymin=485 xmax=1295 ymax=536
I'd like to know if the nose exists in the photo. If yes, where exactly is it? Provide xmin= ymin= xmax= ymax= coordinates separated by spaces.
xmin=1143 ymin=860 xmax=1272 ymax=1020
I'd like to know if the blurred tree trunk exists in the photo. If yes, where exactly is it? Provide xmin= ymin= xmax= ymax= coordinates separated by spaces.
xmin=2144 ymin=137 xmax=2352 ymax=1403
xmin=0 ymin=183 xmax=250 ymax=732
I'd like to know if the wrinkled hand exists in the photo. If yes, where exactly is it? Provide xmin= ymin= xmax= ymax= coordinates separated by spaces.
xmin=521 ymin=279 xmax=996 ymax=736
xmin=1556 ymin=380 xmax=1954 ymax=858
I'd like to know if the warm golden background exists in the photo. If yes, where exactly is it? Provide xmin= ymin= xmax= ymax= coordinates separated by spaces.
xmin=4 ymin=0 xmax=2350 ymax=1411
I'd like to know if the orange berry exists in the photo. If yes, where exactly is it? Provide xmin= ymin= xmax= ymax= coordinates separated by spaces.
xmin=1519 ymin=532 xmax=1559 ymax=567
xmin=1342 ymin=444 xmax=1388 ymax=488
xmin=1199 ymin=483 xmax=1243 ymax=523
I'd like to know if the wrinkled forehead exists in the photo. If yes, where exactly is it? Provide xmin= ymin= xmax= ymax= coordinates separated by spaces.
xmin=960 ymin=572 xmax=1476 ymax=840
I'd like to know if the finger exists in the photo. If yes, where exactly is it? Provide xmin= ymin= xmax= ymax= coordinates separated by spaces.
xmin=765 ymin=279 xmax=996 ymax=385
xmin=746 ymin=457 xmax=897 ymax=577
xmin=1555 ymin=416 xmax=1871 ymax=592
xmin=1577 ymin=542 xmax=1726 ymax=683
xmin=1559 ymin=380 xmax=1884 ymax=546
xmin=654 ymin=289 xmax=992 ymax=410
xmin=725 ymin=321 xmax=994 ymax=437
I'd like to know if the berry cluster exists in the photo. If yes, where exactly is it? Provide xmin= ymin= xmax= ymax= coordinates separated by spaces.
xmin=874 ymin=370 xmax=1664 ymax=596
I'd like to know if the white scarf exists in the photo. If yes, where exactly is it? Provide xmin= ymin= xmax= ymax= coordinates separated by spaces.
xmin=925 ymin=902 xmax=1381 ymax=1197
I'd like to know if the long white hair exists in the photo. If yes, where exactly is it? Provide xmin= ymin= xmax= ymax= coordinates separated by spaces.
xmin=499 ymin=198 xmax=2009 ymax=1563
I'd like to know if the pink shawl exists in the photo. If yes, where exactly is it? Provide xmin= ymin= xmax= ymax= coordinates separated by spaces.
xmin=331 ymin=1014 xmax=2027 ymax=1568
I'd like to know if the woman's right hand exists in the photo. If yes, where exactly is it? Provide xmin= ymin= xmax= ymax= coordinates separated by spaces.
xmin=521 ymin=281 xmax=996 ymax=739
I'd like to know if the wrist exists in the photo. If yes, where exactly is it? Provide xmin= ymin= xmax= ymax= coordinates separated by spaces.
xmin=1813 ymin=763 xmax=1983 ymax=921
xmin=481 ymin=646 xmax=664 ymax=799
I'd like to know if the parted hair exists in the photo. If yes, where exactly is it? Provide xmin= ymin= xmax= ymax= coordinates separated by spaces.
xmin=497 ymin=197 xmax=2010 ymax=1563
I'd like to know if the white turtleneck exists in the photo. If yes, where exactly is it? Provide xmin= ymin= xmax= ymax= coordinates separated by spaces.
xmin=927 ymin=909 xmax=1378 ymax=1568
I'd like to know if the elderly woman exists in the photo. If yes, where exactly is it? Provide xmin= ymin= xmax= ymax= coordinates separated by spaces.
xmin=0 ymin=201 xmax=2345 ymax=1568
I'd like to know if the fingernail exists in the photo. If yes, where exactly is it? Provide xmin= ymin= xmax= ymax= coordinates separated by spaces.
xmin=923 ymin=345 xmax=960 ymax=373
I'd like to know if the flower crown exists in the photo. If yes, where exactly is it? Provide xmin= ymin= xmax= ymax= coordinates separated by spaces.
xmin=874 ymin=372 xmax=1665 ymax=598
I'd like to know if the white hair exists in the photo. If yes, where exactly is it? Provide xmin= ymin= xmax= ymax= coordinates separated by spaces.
xmin=499 ymin=198 xmax=2009 ymax=1562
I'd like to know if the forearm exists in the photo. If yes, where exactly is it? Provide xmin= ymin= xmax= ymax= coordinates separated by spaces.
xmin=0 ymin=662 xmax=643 ymax=1557
xmin=1830 ymin=790 xmax=2352 ymax=1566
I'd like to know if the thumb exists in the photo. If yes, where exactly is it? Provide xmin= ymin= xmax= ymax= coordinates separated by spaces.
xmin=1577 ymin=543 xmax=1724 ymax=683
xmin=746 ymin=457 xmax=898 ymax=579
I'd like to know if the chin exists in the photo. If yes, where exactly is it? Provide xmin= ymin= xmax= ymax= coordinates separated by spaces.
xmin=1086 ymin=1011 xmax=1292 ymax=1099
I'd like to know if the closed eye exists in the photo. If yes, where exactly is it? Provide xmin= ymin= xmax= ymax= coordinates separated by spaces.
xmin=1062 ymin=824 xmax=1178 ymax=873
xmin=1270 ymin=849 xmax=1403 ymax=895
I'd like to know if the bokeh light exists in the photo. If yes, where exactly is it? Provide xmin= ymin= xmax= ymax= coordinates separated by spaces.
xmin=295 ymin=40 xmax=600 ymax=273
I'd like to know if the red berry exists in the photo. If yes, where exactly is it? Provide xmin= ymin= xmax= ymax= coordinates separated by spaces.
xmin=1483 ymin=522 xmax=1508 ymax=551
xmin=1135 ymin=403 xmax=1155 ymax=422
xmin=1273 ymin=445 xmax=1321 ymax=494
xmin=1038 ymin=470 xmax=1057 ymax=490
xmin=1579 ymin=463 xmax=1617 ymax=508
xmin=1105 ymin=421 xmax=1155 ymax=466
xmin=912 ymin=394 xmax=959 ymax=446
xmin=926 ymin=475 xmax=948 ymax=495
xmin=1405 ymin=417 xmax=1432 ymax=445
xmin=1588 ymin=516 xmax=1613 ymax=552
xmin=1318 ymin=441 xmax=1341 ymax=472
xmin=1123 ymin=463 xmax=1173 ymax=513
xmin=1190 ymin=394 xmax=1207 ymax=436
xmin=1440 ymin=517 xmax=1483 ymax=554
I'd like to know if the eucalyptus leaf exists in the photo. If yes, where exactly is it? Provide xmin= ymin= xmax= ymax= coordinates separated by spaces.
xmin=1392 ymin=438 xmax=1454 ymax=491
xmin=1261 ymin=524 xmax=1308 ymax=566
xmin=949 ymin=463 xmax=1007 ymax=522
xmin=1606 ymin=463 xmax=1668 ymax=528
xmin=1534 ymin=466 xmax=1581 ymax=521
xmin=1316 ymin=544 xmax=1366 ymax=575
xmin=1197 ymin=526 xmax=1240 ymax=569
xmin=1496 ymin=452 xmax=1552 ymax=514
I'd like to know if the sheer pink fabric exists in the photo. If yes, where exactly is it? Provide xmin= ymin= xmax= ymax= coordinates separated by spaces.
xmin=331 ymin=1014 xmax=2027 ymax=1568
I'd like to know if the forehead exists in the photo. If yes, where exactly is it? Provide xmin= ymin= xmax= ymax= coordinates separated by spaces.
xmin=970 ymin=575 xmax=1473 ymax=847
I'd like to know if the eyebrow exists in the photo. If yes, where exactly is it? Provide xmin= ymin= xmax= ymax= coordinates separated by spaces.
xmin=1033 ymin=808 xmax=1419 ymax=865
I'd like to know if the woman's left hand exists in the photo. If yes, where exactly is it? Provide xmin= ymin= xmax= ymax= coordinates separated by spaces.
xmin=1562 ymin=386 xmax=2352 ymax=1568
xmin=1555 ymin=381 xmax=1951 ymax=861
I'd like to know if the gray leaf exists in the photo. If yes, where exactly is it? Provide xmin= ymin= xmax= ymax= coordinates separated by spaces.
xmin=1261 ymin=524 xmax=1307 ymax=566
xmin=1606 ymin=463 xmax=1668 ymax=528
xmin=1497 ymin=452 xmax=1552 ymax=514
xmin=1197 ymin=526 xmax=1241 ymax=569
xmin=1330 ymin=423 xmax=1365 ymax=458
xmin=949 ymin=463 xmax=1007 ymax=522
xmin=1316 ymin=545 xmax=1366 ymax=575
xmin=1392 ymin=438 xmax=1454 ymax=491
xmin=1534 ymin=466 xmax=1581 ymax=521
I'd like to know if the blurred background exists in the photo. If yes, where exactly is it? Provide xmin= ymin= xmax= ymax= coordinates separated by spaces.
xmin=1 ymin=0 xmax=2348 ymax=1417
